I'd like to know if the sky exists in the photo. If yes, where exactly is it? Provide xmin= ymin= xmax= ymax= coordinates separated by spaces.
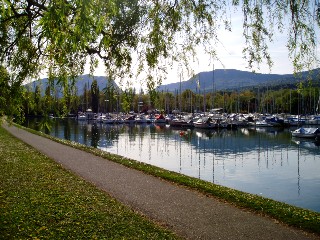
xmin=89 ymin=31 xmax=294 ymax=89
xmin=88 ymin=24 xmax=293 ymax=88
xmin=85 ymin=9 xmax=319 ymax=89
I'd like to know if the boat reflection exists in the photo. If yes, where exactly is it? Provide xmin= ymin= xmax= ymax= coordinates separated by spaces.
xmin=291 ymin=138 xmax=320 ymax=149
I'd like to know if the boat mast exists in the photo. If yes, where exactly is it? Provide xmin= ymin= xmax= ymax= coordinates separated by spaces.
xmin=316 ymin=93 xmax=320 ymax=115
xmin=203 ymin=74 xmax=206 ymax=113
xmin=212 ymin=64 xmax=214 ymax=112
xmin=179 ymin=71 xmax=182 ymax=117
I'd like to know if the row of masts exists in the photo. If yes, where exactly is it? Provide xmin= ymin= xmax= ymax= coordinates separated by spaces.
xmin=178 ymin=64 xmax=215 ymax=115
xmin=77 ymin=64 xmax=320 ymax=116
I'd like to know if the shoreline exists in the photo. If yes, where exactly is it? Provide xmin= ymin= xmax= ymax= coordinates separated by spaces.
xmin=2 ymin=122 xmax=320 ymax=239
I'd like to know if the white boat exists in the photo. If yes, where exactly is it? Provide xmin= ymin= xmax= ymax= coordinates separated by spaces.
xmin=291 ymin=127 xmax=320 ymax=139
xmin=77 ymin=112 xmax=87 ymax=121
xmin=305 ymin=116 xmax=320 ymax=125
xmin=85 ymin=109 xmax=95 ymax=120
xmin=248 ymin=120 xmax=273 ymax=127
xmin=103 ymin=115 xmax=115 ymax=124
xmin=285 ymin=116 xmax=306 ymax=126
xmin=169 ymin=118 xmax=194 ymax=128
xmin=135 ymin=114 xmax=149 ymax=124
xmin=96 ymin=114 xmax=106 ymax=123
xmin=193 ymin=117 xmax=216 ymax=129
xmin=123 ymin=115 xmax=135 ymax=124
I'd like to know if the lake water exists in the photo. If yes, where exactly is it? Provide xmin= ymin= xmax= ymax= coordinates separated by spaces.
xmin=23 ymin=118 xmax=320 ymax=213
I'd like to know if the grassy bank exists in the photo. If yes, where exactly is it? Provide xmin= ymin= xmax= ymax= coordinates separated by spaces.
xmin=13 ymin=123 xmax=320 ymax=236
xmin=0 ymin=126 xmax=179 ymax=239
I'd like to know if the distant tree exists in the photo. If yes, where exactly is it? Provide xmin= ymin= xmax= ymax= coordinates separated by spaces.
xmin=103 ymin=82 xmax=116 ymax=113
xmin=34 ymin=85 xmax=42 ymax=116
xmin=121 ymin=88 xmax=135 ymax=113
xmin=44 ymin=86 xmax=53 ymax=114
xmin=69 ymin=85 xmax=80 ymax=115
xmin=22 ymin=87 xmax=35 ymax=116
xmin=91 ymin=80 xmax=99 ymax=113
xmin=82 ymin=82 xmax=90 ymax=111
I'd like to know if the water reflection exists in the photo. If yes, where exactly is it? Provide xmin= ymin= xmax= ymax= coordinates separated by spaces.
xmin=22 ymin=118 xmax=320 ymax=212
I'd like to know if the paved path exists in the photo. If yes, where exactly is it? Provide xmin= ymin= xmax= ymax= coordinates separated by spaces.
xmin=3 ymin=123 xmax=319 ymax=240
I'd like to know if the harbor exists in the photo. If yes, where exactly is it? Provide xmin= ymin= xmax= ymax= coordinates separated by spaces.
xmin=23 ymin=114 xmax=320 ymax=213
xmin=76 ymin=109 xmax=320 ymax=127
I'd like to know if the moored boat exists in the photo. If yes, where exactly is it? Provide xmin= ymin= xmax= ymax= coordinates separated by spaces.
xmin=305 ymin=115 xmax=320 ymax=125
xmin=193 ymin=117 xmax=216 ymax=129
xmin=169 ymin=118 xmax=194 ymax=128
xmin=135 ymin=114 xmax=148 ymax=124
xmin=248 ymin=120 xmax=272 ymax=127
xmin=154 ymin=114 xmax=166 ymax=124
xmin=123 ymin=115 xmax=136 ymax=124
xmin=96 ymin=113 xmax=106 ymax=123
xmin=103 ymin=115 xmax=115 ymax=124
xmin=291 ymin=127 xmax=320 ymax=139
xmin=77 ymin=112 xmax=87 ymax=121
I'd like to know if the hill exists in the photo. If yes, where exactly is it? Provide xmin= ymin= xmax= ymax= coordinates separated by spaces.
xmin=158 ymin=68 xmax=320 ymax=92
xmin=24 ymin=75 xmax=118 ymax=96
xmin=24 ymin=69 xmax=320 ymax=96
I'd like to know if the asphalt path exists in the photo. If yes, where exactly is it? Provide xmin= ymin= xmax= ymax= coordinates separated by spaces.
xmin=3 ymin=123 xmax=319 ymax=240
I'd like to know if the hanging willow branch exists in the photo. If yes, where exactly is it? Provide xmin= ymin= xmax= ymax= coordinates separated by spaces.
xmin=0 ymin=0 xmax=319 ymax=87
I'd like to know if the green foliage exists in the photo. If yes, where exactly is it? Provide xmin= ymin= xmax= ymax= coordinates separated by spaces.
xmin=19 ymin=75 xmax=320 ymax=116
xmin=0 ymin=65 xmax=25 ymax=122
xmin=121 ymin=87 xmax=135 ymax=113
xmin=1 ymin=1 xmax=319 ymax=85
xmin=0 ymin=66 xmax=10 ymax=116
xmin=2 ymin=1 xmax=320 ymax=116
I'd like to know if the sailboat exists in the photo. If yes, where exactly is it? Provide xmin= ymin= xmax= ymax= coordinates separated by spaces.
xmin=291 ymin=127 xmax=320 ymax=138
xmin=169 ymin=71 xmax=194 ymax=128
xmin=193 ymin=116 xmax=216 ymax=129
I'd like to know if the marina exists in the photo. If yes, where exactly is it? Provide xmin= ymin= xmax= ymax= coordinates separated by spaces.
xmin=23 ymin=114 xmax=320 ymax=213
xmin=76 ymin=110 xmax=320 ymax=129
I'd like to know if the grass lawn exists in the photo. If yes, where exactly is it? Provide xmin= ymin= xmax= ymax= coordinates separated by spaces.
xmin=0 ymin=126 xmax=179 ymax=239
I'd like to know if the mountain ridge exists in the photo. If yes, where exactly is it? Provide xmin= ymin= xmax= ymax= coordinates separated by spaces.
xmin=158 ymin=68 xmax=320 ymax=92
xmin=24 ymin=74 xmax=118 ymax=96
xmin=25 ymin=69 xmax=320 ymax=96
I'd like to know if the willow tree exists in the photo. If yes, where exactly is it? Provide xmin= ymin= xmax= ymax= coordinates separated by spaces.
xmin=1 ymin=0 xmax=320 ymax=115
xmin=0 ymin=65 xmax=25 ymax=120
